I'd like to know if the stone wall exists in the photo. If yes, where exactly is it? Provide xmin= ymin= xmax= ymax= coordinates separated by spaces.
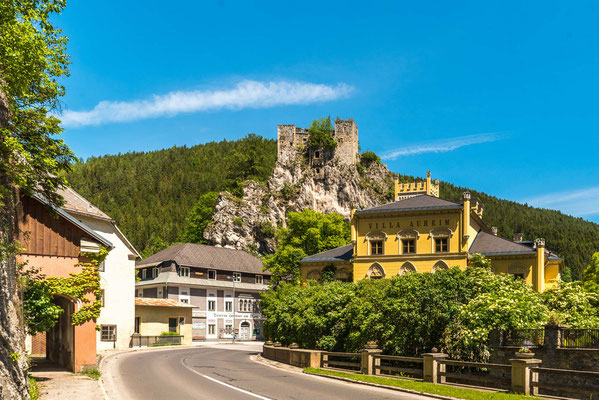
xmin=489 ymin=325 xmax=599 ymax=398
xmin=262 ymin=345 xmax=323 ymax=368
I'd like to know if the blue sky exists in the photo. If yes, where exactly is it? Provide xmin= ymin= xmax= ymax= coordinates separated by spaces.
xmin=56 ymin=1 xmax=599 ymax=223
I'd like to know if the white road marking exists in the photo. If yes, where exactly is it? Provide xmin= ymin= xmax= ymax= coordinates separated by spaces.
xmin=181 ymin=357 xmax=273 ymax=400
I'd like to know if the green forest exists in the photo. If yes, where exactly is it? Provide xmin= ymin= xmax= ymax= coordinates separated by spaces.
xmin=67 ymin=134 xmax=599 ymax=279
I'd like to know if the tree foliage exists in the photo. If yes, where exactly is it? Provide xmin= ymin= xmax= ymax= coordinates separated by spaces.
xmin=307 ymin=117 xmax=336 ymax=151
xmin=67 ymin=134 xmax=277 ymax=256
xmin=582 ymin=252 xmax=599 ymax=293
xmin=181 ymin=191 xmax=219 ymax=245
xmin=263 ymin=210 xmax=350 ymax=284
xmin=261 ymin=256 xmax=599 ymax=360
xmin=0 ymin=0 xmax=74 ymax=205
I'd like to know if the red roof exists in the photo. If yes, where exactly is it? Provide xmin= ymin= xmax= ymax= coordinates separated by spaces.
xmin=135 ymin=297 xmax=196 ymax=308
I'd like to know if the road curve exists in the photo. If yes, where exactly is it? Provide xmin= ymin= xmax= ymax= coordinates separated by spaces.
xmin=102 ymin=344 xmax=434 ymax=400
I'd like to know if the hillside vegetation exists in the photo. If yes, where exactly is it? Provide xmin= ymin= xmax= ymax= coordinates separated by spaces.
xmin=67 ymin=135 xmax=598 ymax=278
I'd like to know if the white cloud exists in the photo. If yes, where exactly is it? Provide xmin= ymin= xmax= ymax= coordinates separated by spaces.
xmin=59 ymin=80 xmax=354 ymax=128
xmin=380 ymin=133 xmax=501 ymax=160
xmin=526 ymin=186 xmax=599 ymax=217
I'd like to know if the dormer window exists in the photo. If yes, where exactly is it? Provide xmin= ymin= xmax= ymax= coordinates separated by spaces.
xmin=152 ymin=267 xmax=158 ymax=278
xmin=208 ymin=270 xmax=216 ymax=280
xmin=233 ymin=273 xmax=241 ymax=283
xmin=180 ymin=267 xmax=190 ymax=277
xmin=141 ymin=269 xmax=147 ymax=280
xmin=255 ymin=275 xmax=263 ymax=284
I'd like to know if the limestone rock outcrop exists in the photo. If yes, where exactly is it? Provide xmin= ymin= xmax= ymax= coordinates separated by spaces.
xmin=204 ymin=155 xmax=394 ymax=253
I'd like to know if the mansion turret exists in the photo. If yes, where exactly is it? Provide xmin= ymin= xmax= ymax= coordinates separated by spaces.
xmin=300 ymin=172 xmax=564 ymax=293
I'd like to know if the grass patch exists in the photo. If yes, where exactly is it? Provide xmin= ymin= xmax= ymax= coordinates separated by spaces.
xmin=80 ymin=368 xmax=101 ymax=380
xmin=304 ymin=368 xmax=534 ymax=400
xmin=28 ymin=376 xmax=40 ymax=400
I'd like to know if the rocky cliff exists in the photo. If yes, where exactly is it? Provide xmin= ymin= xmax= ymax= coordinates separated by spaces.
xmin=204 ymin=154 xmax=394 ymax=253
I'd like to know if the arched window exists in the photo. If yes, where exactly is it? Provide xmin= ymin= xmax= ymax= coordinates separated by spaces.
xmin=366 ymin=231 xmax=387 ymax=255
xmin=367 ymin=263 xmax=385 ymax=279
xmin=398 ymin=262 xmax=417 ymax=275
xmin=432 ymin=261 xmax=449 ymax=273
xmin=430 ymin=228 xmax=453 ymax=253
xmin=397 ymin=230 xmax=419 ymax=254
xmin=306 ymin=270 xmax=322 ymax=281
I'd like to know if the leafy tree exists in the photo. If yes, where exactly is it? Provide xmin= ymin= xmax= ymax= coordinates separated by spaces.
xmin=263 ymin=210 xmax=350 ymax=283
xmin=359 ymin=151 xmax=381 ymax=166
xmin=22 ymin=276 xmax=63 ymax=334
xmin=181 ymin=191 xmax=219 ymax=244
xmin=307 ymin=117 xmax=337 ymax=151
xmin=0 ymin=1 xmax=73 ymax=394
xmin=542 ymin=281 xmax=599 ymax=327
xmin=583 ymin=252 xmax=599 ymax=293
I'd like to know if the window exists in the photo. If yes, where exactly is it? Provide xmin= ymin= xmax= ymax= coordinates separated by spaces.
xmin=179 ymin=316 xmax=185 ymax=327
xmin=152 ymin=267 xmax=158 ymax=278
xmin=233 ymin=273 xmax=241 ymax=282
xmin=435 ymin=238 xmax=449 ymax=253
xmin=101 ymin=325 xmax=116 ymax=341
xmin=134 ymin=317 xmax=140 ymax=334
xmin=255 ymin=275 xmax=263 ymax=284
xmin=208 ymin=270 xmax=216 ymax=280
xmin=100 ymin=289 xmax=105 ymax=307
xmin=402 ymin=239 xmax=416 ymax=254
xmin=180 ymin=267 xmax=190 ymax=277
xmin=208 ymin=300 xmax=216 ymax=311
xmin=315 ymin=151 xmax=320 ymax=159
xmin=208 ymin=324 xmax=216 ymax=335
xmin=180 ymin=298 xmax=189 ymax=304
xmin=141 ymin=269 xmax=147 ymax=280
xmin=225 ymin=300 xmax=233 ymax=312
xmin=225 ymin=324 xmax=233 ymax=334
xmin=168 ymin=317 xmax=178 ymax=333
xmin=371 ymin=240 xmax=384 ymax=255
xmin=98 ymin=261 xmax=105 ymax=272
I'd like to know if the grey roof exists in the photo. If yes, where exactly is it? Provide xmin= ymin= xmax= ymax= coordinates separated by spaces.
xmin=300 ymin=244 xmax=353 ymax=263
xmin=57 ymin=187 xmax=112 ymax=221
xmin=469 ymin=231 xmax=536 ymax=256
xmin=354 ymin=195 xmax=462 ymax=216
xmin=137 ymin=243 xmax=268 ymax=274
xmin=32 ymin=193 xmax=114 ymax=249
xmin=135 ymin=271 xmax=269 ymax=291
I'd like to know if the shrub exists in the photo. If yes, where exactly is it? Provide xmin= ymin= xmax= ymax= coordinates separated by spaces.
xmin=160 ymin=331 xmax=181 ymax=336
xmin=233 ymin=217 xmax=243 ymax=228
xmin=359 ymin=151 xmax=380 ymax=166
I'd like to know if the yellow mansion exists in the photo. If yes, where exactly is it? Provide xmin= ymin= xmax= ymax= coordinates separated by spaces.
xmin=299 ymin=172 xmax=563 ymax=292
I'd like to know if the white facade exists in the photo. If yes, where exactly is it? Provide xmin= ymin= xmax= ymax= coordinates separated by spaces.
xmin=73 ymin=215 xmax=138 ymax=351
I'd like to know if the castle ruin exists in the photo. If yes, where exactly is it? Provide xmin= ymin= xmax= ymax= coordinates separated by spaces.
xmin=276 ymin=118 xmax=359 ymax=170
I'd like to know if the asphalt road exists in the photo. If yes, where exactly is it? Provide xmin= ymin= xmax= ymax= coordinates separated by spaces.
xmin=102 ymin=344 xmax=434 ymax=400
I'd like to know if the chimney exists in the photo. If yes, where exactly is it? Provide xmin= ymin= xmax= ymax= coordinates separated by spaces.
xmin=426 ymin=171 xmax=431 ymax=195
xmin=491 ymin=227 xmax=498 ymax=236
xmin=534 ymin=238 xmax=546 ymax=292
xmin=462 ymin=192 xmax=471 ymax=250
xmin=513 ymin=233 xmax=523 ymax=242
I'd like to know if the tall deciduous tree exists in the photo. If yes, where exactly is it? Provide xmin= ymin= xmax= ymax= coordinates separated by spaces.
xmin=0 ymin=1 xmax=73 ymax=397
xmin=263 ymin=210 xmax=350 ymax=284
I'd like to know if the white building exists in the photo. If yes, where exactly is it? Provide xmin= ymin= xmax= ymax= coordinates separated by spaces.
xmin=59 ymin=188 xmax=140 ymax=350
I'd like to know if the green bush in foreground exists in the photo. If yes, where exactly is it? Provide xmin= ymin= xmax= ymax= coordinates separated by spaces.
xmin=261 ymin=256 xmax=599 ymax=361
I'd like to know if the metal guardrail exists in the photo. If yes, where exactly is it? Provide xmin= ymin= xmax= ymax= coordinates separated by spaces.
xmin=438 ymin=359 xmax=511 ymax=389
xmin=321 ymin=352 xmax=361 ymax=372
xmin=500 ymin=329 xmax=545 ymax=347
xmin=374 ymin=355 xmax=423 ymax=378
xmin=531 ymin=367 xmax=599 ymax=398
xmin=129 ymin=335 xmax=183 ymax=347
xmin=561 ymin=329 xmax=599 ymax=349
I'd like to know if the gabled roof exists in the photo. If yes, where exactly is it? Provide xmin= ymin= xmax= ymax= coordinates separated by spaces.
xmin=300 ymin=244 xmax=353 ymax=263
xmin=134 ymin=297 xmax=196 ymax=308
xmin=354 ymin=195 xmax=462 ymax=216
xmin=469 ymin=231 xmax=536 ymax=256
xmin=31 ymin=193 xmax=114 ymax=249
xmin=136 ymin=243 xmax=268 ymax=275
xmin=57 ymin=187 xmax=112 ymax=221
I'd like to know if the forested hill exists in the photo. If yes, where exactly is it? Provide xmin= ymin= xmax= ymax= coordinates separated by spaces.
xmin=66 ymin=135 xmax=599 ymax=279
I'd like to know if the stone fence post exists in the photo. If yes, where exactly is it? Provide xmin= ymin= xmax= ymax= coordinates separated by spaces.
xmin=510 ymin=357 xmax=541 ymax=395
xmin=360 ymin=345 xmax=382 ymax=375
xmin=543 ymin=324 xmax=564 ymax=350
xmin=422 ymin=352 xmax=447 ymax=383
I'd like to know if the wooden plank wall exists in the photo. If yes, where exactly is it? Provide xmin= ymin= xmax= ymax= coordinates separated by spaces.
xmin=17 ymin=196 xmax=81 ymax=257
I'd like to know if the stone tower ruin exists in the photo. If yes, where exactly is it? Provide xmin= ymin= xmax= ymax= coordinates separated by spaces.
xmin=276 ymin=118 xmax=359 ymax=167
